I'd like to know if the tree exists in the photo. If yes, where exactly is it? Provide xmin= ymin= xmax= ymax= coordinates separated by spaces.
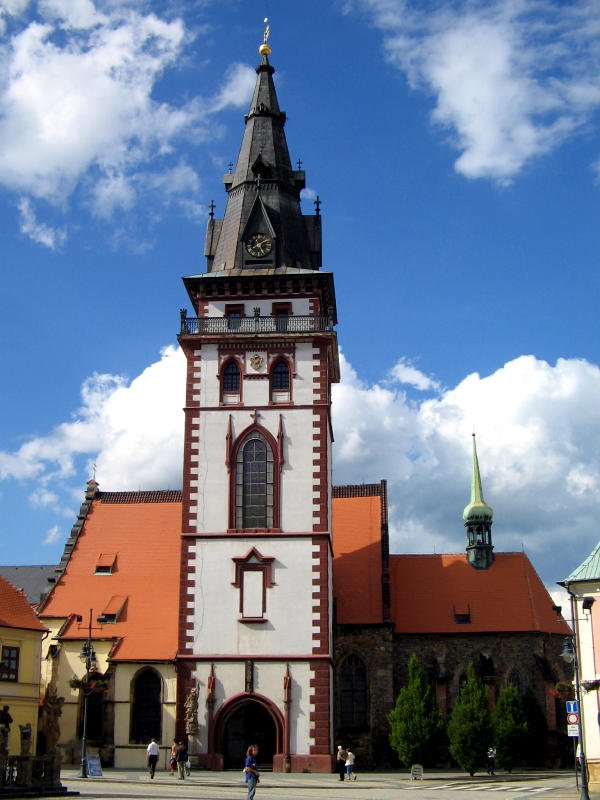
xmin=494 ymin=684 xmax=527 ymax=772
xmin=388 ymin=653 xmax=446 ymax=766
xmin=448 ymin=663 xmax=492 ymax=775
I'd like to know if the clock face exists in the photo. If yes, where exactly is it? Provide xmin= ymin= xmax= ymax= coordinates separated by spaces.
xmin=246 ymin=233 xmax=272 ymax=258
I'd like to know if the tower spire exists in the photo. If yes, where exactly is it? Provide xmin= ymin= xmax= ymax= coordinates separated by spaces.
xmin=463 ymin=433 xmax=494 ymax=569
xmin=203 ymin=21 xmax=322 ymax=273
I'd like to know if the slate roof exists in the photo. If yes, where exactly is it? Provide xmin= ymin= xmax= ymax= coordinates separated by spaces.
xmin=0 ymin=575 xmax=47 ymax=632
xmin=0 ymin=565 xmax=56 ymax=605
xmin=389 ymin=553 xmax=570 ymax=635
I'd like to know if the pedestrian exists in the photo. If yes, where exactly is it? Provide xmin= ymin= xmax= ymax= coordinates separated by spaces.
xmin=345 ymin=749 xmax=357 ymax=780
xmin=176 ymin=740 xmax=188 ymax=780
xmin=146 ymin=737 xmax=159 ymax=778
xmin=169 ymin=739 xmax=177 ymax=773
xmin=336 ymin=745 xmax=347 ymax=781
xmin=487 ymin=745 xmax=496 ymax=775
xmin=244 ymin=743 xmax=260 ymax=800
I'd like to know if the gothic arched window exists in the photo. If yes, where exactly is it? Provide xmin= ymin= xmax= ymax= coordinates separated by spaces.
xmin=339 ymin=655 xmax=368 ymax=729
xmin=235 ymin=431 xmax=274 ymax=529
xmin=130 ymin=668 xmax=162 ymax=743
xmin=270 ymin=359 xmax=290 ymax=403
xmin=223 ymin=360 xmax=241 ymax=393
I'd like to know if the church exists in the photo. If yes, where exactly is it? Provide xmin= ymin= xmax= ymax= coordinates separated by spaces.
xmin=32 ymin=28 xmax=570 ymax=771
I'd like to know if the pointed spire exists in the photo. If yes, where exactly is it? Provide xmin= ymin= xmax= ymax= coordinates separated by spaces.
xmin=463 ymin=433 xmax=493 ymax=521
xmin=464 ymin=434 xmax=494 ymax=570
xmin=204 ymin=21 xmax=321 ymax=273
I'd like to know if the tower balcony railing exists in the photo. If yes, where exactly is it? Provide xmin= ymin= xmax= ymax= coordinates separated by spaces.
xmin=179 ymin=312 xmax=335 ymax=336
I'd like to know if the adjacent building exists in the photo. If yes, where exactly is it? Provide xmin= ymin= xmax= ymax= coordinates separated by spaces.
xmin=0 ymin=575 xmax=47 ymax=756
xmin=560 ymin=543 xmax=600 ymax=785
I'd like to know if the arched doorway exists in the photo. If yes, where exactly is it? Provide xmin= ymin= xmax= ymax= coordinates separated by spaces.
xmin=218 ymin=697 xmax=281 ymax=769
xmin=130 ymin=668 xmax=162 ymax=743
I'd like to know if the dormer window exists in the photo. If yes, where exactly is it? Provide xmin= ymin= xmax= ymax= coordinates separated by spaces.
xmin=453 ymin=604 xmax=471 ymax=624
xmin=95 ymin=553 xmax=116 ymax=575
xmin=99 ymin=595 xmax=127 ymax=624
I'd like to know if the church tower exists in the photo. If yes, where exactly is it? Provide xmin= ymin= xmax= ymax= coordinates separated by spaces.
xmin=176 ymin=24 xmax=339 ymax=773
xmin=464 ymin=434 xmax=494 ymax=569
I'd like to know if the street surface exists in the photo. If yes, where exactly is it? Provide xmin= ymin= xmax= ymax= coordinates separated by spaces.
xmin=57 ymin=768 xmax=600 ymax=800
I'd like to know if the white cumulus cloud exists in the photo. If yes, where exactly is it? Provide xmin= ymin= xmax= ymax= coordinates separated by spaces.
xmin=1 ymin=347 xmax=599 ymax=590
xmin=0 ymin=2 xmax=256 ymax=244
xmin=350 ymin=0 xmax=600 ymax=183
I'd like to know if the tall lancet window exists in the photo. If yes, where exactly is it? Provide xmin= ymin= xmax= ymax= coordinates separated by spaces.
xmin=236 ymin=431 xmax=274 ymax=528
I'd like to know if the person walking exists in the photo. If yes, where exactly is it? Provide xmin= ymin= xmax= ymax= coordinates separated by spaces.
xmin=345 ymin=749 xmax=357 ymax=780
xmin=146 ymin=738 xmax=159 ymax=778
xmin=169 ymin=739 xmax=177 ymax=774
xmin=487 ymin=745 xmax=496 ymax=775
xmin=244 ymin=744 xmax=260 ymax=800
xmin=336 ymin=745 xmax=347 ymax=781
xmin=176 ymin=740 xmax=188 ymax=780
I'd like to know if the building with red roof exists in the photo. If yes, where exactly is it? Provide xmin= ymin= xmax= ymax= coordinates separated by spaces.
xmin=32 ymin=31 xmax=571 ymax=774
xmin=0 ymin=575 xmax=47 ymax=755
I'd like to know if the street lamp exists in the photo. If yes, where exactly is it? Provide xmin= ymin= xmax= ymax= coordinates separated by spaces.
xmin=559 ymin=591 xmax=591 ymax=800
xmin=78 ymin=609 xmax=97 ymax=779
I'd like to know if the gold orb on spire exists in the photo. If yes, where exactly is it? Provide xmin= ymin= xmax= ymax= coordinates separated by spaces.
xmin=259 ymin=16 xmax=271 ymax=56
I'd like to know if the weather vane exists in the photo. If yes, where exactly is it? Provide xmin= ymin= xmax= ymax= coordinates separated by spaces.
xmin=259 ymin=17 xmax=272 ymax=56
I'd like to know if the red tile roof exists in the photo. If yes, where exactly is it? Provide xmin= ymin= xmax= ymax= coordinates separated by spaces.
xmin=40 ymin=497 xmax=182 ymax=661
xmin=332 ymin=492 xmax=384 ymax=624
xmin=389 ymin=553 xmax=571 ymax=634
xmin=0 ymin=576 xmax=47 ymax=632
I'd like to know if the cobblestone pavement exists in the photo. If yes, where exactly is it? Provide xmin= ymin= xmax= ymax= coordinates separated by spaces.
xmin=57 ymin=768 xmax=600 ymax=800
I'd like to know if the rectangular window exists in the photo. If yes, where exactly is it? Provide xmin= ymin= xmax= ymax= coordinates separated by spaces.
xmin=225 ymin=304 xmax=245 ymax=331
xmin=1 ymin=646 xmax=19 ymax=682
xmin=272 ymin=302 xmax=291 ymax=333
xmin=242 ymin=570 xmax=264 ymax=619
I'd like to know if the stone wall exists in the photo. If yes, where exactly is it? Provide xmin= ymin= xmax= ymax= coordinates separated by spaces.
xmin=335 ymin=624 xmax=571 ymax=768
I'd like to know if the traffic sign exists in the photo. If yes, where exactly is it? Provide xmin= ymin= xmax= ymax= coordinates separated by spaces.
xmin=567 ymin=712 xmax=579 ymax=725
xmin=568 ymin=724 xmax=579 ymax=737
xmin=566 ymin=700 xmax=578 ymax=714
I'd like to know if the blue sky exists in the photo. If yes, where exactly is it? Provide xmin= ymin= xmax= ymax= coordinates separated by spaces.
xmin=0 ymin=0 xmax=599 ymax=600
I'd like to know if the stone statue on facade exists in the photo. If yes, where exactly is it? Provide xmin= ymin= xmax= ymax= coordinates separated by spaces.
xmin=184 ymin=686 xmax=199 ymax=736
xmin=40 ymin=686 xmax=64 ymax=753
xmin=19 ymin=723 xmax=32 ymax=756
xmin=0 ymin=705 xmax=12 ymax=754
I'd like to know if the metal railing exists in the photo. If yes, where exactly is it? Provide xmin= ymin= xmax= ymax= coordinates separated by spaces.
xmin=179 ymin=313 xmax=334 ymax=335
xmin=0 ymin=753 xmax=63 ymax=790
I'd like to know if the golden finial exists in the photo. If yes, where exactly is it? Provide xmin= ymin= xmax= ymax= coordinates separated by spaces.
xmin=259 ymin=17 xmax=271 ymax=56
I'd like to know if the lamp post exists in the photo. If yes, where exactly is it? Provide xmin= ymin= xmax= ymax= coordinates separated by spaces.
xmin=559 ymin=591 xmax=591 ymax=800
xmin=78 ymin=609 xmax=97 ymax=779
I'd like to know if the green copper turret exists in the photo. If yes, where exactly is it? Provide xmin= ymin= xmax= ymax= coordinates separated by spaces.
xmin=464 ymin=434 xmax=494 ymax=569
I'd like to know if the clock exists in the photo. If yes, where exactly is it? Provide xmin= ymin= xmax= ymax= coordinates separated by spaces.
xmin=246 ymin=233 xmax=272 ymax=258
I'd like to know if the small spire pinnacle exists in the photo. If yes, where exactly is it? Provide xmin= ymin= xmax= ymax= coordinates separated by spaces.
xmin=259 ymin=17 xmax=271 ymax=57
xmin=470 ymin=433 xmax=485 ymax=507
xmin=463 ymin=433 xmax=493 ymax=521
